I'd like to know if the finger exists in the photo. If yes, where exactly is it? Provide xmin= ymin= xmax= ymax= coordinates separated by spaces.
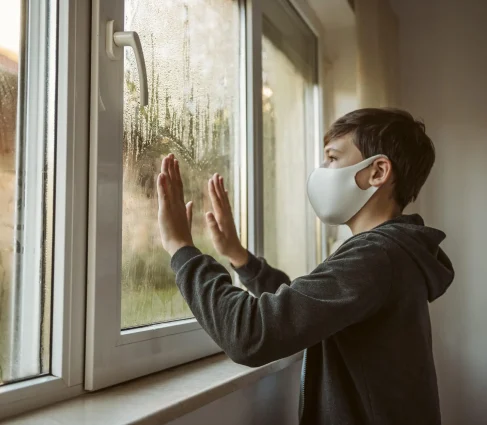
xmin=161 ymin=156 xmax=166 ymax=173
xmin=166 ymin=155 xmax=177 ymax=199
xmin=208 ymin=178 xmax=224 ymax=216
xmin=168 ymin=154 xmax=176 ymax=181
xmin=214 ymin=174 xmax=231 ymax=214
xmin=161 ymin=156 xmax=169 ymax=174
xmin=166 ymin=156 xmax=179 ymax=199
xmin=157 ymin=173 xmax=168 ymax=202
xmin=212 ymin=173 xmax=225 ymax=203
xmin=161 ymin=171 xmax=172 ymax=199
xmin=175 ymin=159 xmax=185 ymax=203
xmin=206 ymin=211 xmax=222 ymax=234
xmin=186 ymin=201 xmax=193 ymax=230
xmin=218 ymin=176 xmax=232 ymax=210
xmin=174 ymin=159 xmax=182 ymax=185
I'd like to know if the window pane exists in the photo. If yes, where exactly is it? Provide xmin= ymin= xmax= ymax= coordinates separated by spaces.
xmin=262 ymin=2 xmax=317 ymax=279
xmin=122 ymin=0 xmax=241 ymax=328
xmin=0 ymin=0 xmax=55 ymax=385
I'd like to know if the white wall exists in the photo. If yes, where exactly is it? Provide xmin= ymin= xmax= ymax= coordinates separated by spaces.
xmin=324 ymin=26 xmax=359 ymax=122
xmin=308 ymin=0 xmax=357 ymax=248
xmin=308 ymin=0 xmax=357 ymax=124
xmin=392 ymin=0 xmax=487 ymax=423
xmin=166 ymin=362 xmax=301 ymax=425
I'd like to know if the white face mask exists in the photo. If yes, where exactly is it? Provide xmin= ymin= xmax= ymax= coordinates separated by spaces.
xmin=307 ymin=155 xmax=387 ymax=225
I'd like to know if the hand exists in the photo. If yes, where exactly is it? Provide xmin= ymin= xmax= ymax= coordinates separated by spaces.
xmin=206 ymin=173 xmax=248 ymax=268
xmin=157 ymin=154 xmax=194 ymax=256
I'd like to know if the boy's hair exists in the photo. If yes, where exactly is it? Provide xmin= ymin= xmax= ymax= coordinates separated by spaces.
xmin=324 ymin=108 xmax=435 ymax=210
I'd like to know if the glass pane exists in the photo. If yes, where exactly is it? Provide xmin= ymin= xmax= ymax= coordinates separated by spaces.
xmin=0 ymin=0 xmax=19 ymax=385
xmin=262 ymin=3 xmax=317 ymax=280
xmin=0 ymin=0 xmax=55 ymax=385
xmin=122 ymin=0 xmax=241 ymax=328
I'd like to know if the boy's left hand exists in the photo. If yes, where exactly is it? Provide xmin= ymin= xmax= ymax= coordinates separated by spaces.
xmin=157 ymin=153 xmax=194 ymax=256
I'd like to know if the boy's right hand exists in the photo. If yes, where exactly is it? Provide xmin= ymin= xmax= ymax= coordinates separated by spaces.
xmin=206 ymin=173 xmax=249 ymax=268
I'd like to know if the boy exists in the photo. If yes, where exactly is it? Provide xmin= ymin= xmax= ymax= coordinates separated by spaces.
xmin=156 ymin=108 xmax=454 ymax=425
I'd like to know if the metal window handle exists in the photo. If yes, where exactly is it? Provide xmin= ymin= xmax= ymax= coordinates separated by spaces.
xmin=106 ymin=20 xmax=148 ymax=106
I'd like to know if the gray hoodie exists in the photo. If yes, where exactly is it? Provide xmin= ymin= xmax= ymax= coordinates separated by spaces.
xmin=170 ymin=214 xmax=454 ymax=424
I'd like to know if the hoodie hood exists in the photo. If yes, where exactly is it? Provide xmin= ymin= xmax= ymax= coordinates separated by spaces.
xmin=371 ymin=214 xmax=454 ymax=302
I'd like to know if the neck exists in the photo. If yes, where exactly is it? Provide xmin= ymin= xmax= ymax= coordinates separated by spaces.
xmin=347 ymin=200 xmax=402 ymax=235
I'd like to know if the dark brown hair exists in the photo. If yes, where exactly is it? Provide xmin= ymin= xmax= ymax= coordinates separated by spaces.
xmin=324 ymin=108 xmax=435 ymax=210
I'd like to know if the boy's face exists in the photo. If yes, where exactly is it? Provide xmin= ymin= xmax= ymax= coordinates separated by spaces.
xmin=323 ymin=133 xmax=377 ymax=191
xmin=323 ymin=133 xmax=363 ymax=169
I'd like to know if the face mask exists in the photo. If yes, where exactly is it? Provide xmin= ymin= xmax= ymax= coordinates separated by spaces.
xmin=307 ymin=155 xmax=387 ymax=225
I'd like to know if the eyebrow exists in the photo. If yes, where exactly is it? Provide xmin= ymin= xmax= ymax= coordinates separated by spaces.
xmin=325 ymin=147 xmax=343 ymax=154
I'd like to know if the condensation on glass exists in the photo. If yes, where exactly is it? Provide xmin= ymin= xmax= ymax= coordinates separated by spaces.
xmin=262 ymin=0 xmax=318 ymax=280
xmin=121 ymin=0 xmax=241 ymax=328
xmin=0 ymin=0 xmax=55 ymax=385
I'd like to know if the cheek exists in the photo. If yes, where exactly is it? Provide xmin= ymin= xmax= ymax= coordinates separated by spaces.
xmin=354 ymin=168 xmax=371 ymax=190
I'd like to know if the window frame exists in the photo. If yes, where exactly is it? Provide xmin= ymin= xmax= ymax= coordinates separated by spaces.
xmin=9 ymin=0 xmax=57 ymax=382
xmin=85 ymin=0 xmax=327 ymax=392
xmin=85 ymin=0 xmax=247 ymax=392
xmin=0 ymin=0 xmax=90 ymax=419
xmin=261 ymin=0 xmax=323 ymax=276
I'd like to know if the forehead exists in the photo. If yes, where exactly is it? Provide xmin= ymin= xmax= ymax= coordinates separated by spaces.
xmin=324 ymin=133 xmax=355 ymax=152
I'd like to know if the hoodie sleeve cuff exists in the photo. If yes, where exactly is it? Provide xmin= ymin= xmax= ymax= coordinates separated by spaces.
xmin=170 ymin=245 xmax=204 ymax=274
xmin=230 ymin=250 xmax=263 ymax=282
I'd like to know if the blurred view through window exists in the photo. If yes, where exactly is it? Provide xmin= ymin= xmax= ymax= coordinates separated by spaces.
xmin=121 ymin=0 xmax=242 ymax=328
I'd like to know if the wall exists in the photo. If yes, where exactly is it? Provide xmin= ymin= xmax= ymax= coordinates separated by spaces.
xmin=392 ymin=0 xmax=487 ymax=423
xmin=308 ymin=0 xmax=357 ymax=249
xmin=167 ymin=362 xmax=301 ymax=425
xmin=308 ymin=0 xmax=357 ymax=124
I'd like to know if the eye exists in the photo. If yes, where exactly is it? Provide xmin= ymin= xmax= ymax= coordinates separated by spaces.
xmin=329 ymin=156 xmax=337 ymax=163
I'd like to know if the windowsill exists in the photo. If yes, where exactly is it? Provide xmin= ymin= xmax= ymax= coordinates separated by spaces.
xmin=7 ymin=352 xmax=303 ymax=424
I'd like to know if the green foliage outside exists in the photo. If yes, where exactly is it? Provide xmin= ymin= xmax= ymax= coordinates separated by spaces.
xmin=121 ymin=40 xmax=235 ymax=328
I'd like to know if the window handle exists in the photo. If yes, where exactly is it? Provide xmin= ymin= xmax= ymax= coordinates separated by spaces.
xmin=106 ymin=20 xmax=148 ymax=106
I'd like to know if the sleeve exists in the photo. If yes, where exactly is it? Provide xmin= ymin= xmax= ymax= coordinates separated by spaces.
xmin=170 ymin=235 xmax=392 ymax=367
xmin=229 ymin=250 xmax=291 ymax=297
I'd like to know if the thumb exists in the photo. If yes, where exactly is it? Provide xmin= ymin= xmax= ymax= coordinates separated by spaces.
xmin=205 ymin=211 xmax=221 ymax=235
xmin=186 ymin=201 xmax=193 ymax=230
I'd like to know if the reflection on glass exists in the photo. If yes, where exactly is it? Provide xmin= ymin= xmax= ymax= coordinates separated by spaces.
xmin=122 ymin=0 xmax=241 ymax=328
xmin=0 ymin=0 xmax=54 ymax=385
xmin=262 ymin=9 xmax=317 ymax=280
xmin=0 ymin=5 xmax=18 ymax=383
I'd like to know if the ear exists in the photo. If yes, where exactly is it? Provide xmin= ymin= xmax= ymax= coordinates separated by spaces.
xmin=369 ymin=157 xmax=393 ymax=187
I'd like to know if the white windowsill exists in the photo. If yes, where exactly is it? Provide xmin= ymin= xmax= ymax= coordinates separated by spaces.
xmin=6 ymin=352 xmax=303 ymax=425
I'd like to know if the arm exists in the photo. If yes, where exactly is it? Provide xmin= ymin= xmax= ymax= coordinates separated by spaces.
xmin=229 ymin=250 xmax=291 ymax=297
xmin=203 ymin=172 xmax=290 ymax=296
xmin=170 ymin=235 xmax=392 ymax=367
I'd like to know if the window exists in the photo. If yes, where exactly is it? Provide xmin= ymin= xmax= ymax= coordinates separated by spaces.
xmin=1 ymin=0 xmax=324 ymax=418
xmin=86 ymin=0 xmax=244 ymax=390
xmin=0 ymin=0 xmax=56 ymax=386
xmin=87 ymin=0 xmax=322 ymax=391
xmin=261 ymin=0 xmax=319 ymax=279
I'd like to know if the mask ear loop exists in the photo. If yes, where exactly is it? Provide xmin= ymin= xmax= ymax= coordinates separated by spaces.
xmin=357 ymin=155 xmax=390 ymax=191
xmin=353 ymin=155 xmax=389 ymax=192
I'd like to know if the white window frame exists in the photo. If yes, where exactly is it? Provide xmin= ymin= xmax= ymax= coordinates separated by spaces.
xmin=0 ymin=0 xmax=90 ymax=419
xmin=85 ymin=0 xmax=327 ymax=392
xmin=85 ymin=0 xmax=245 ymax=391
